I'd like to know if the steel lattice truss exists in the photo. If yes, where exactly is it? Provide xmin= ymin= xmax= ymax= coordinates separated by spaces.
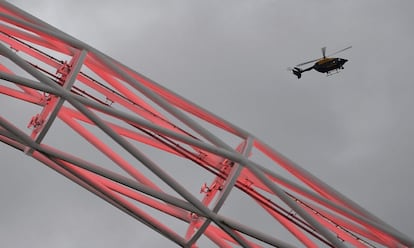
xmin=0 ymin=2 xmax=412 ymax=247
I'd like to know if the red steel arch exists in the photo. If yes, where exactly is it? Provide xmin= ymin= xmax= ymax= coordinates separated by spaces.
xmin=1 ymin=2 xmax=412 ymax=247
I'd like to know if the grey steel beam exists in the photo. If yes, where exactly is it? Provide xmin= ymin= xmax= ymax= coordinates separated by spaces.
xmin=93 ymin=52 xmax=234 ymax=150
xmin=0 ymin=117 xmax=188 ymax=246
xmin=0 ymin=124 xmax=198 ymax=217
xmin=186 ymin=137 xmax=254 ymax=247
xmin=255 ymin=140 xmax=405 ymax=231
xmin=31 ymin=49 xmax=87 ymax=144
xmin=0 ymin=133 xmax=157 ymax=227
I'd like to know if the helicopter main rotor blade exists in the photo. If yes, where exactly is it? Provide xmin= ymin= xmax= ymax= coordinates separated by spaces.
xmin=322 ymin=46 xmax=326 ymax=58
xmin=327 ymin=45 xmax=352 ymax=57
xmin=295 ymin=58 xmax=320 ymax=67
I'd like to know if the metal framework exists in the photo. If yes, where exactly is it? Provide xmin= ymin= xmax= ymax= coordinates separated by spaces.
xmin=0 ymin=2 xmax=412 ymax=247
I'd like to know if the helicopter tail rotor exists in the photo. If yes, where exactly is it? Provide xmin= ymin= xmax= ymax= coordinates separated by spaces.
xmin=292 ymin=67 xmax=302 ymax=79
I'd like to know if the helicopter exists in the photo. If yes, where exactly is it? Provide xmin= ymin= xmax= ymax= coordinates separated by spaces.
xmin=289 ymin=46 xmax=352 ymax=79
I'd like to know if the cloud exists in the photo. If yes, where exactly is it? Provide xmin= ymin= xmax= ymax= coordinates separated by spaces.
xmin=2 ymin=0 xmax=414 ymax=246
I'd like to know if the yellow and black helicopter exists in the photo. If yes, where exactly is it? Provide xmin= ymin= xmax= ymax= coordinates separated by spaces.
xmin=289 ymin=46 xmax=352 ymax=79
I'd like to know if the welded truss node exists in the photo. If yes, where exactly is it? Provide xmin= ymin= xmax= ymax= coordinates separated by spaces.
xmin=1 ymin=1 xmax=413 ymax=247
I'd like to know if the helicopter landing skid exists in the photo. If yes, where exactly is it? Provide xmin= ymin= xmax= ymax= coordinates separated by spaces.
xmin=326 ymin=70 xmax=341 ymax=76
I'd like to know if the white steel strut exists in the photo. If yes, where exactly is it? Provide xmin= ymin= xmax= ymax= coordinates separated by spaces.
xmin=0 ymin=1 xmax=412 ymax=247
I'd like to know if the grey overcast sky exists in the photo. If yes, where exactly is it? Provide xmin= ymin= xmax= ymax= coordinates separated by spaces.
xmin=1 ymin=0 xmax=414 ymax=247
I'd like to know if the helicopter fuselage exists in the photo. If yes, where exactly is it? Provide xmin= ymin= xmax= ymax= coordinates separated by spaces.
xmin=313 ymin=57 xmax=348 ymax=73
xmin=290 ymin=46 xmax=351 ymax=79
